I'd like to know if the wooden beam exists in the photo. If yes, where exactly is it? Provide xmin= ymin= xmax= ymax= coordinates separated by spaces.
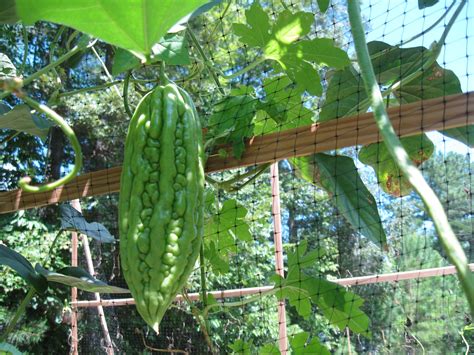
xmin=70 ymin=263 xmax=474 ymax=308
xmin=1 ymin=92 xmax=472 ymax=214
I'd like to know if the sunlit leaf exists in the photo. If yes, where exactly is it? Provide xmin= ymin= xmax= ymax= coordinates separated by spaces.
xmin=291 ymin=154 xmax=387 ymax=247
xmin=16 ymin=0 xmax=208 ymax=57
xmin=359 ymin=134 xmax=435 ymax=197
xmin=0 ymin=104 xmax=51 ymax=140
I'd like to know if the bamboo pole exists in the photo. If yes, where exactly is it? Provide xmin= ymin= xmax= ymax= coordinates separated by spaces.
xmin=1 ymin=92 xmax=472 ymax=215
xmin=270 ymin=162 xmax=289 ymax=354
xmin=70 ymin=264 xmax=474 ymax=308
xmin=70 ymin=200 xmax=114 ymax=355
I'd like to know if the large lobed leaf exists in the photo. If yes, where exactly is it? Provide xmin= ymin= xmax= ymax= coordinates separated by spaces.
xmin=291 ymin=154 xmax=387 ymax=247
xmin=204 ymin=199 xmax=252 ymax=274
xmin=289 ymin=332 xmax=330 ymax=355
xmin=359 ymin=134 xmax=435 ymax=197
xmin=233 ymin=2 xmax=349 ymax=96
xmin=206 ymin=95 xmax=257 ymax=159
xmin=321 ymin=40 xmax=472 ymax=147
xmin=272 ymin=241 xmax=371 ymax=336
xmin=111 ymin=33 xmax=191 ymax=75
xmin=15 ymin=0 xmax=210 ymax=57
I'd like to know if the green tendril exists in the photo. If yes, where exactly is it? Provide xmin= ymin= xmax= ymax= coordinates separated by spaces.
xmin=18 ymin=96 xmax=83 ymax=193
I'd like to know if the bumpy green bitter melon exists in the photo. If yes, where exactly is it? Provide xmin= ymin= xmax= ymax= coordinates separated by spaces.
xmin=119 ymin=80 xmax=205 ymax=333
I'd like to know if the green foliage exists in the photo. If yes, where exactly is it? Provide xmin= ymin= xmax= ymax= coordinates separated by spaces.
xmin=272 ymin=240 xmax=371 ymax=336
xmin=60 ymin=204 xmax=115 ymax=243
xmin=206 ymin=95 xmax=257 ymax=158
xmin=291 ymin=153 xmax=387 ymax=247
xmin=111 ymin=33 xmax=191 ymax=75
xmin=289 ymin=331 xmax=330 ymax=354
xmin=0 ymin=212 xmax=69 ymax=352
xmin=320 ymin=40 xmax=472 ymax=147
xmin=359 ymin=134 xmax=434 ymax=197
xmin=0 ymin=0 xmax=18 ymax=24
xmin=233 ymin=2 xmax=349 ymax=95
xmin=319 ymin=65 xmax=369 ymax=121
xmin=418 ymin=0 xmax=439 ymax=9
xmin=204 ymin=198 xmax=252 ymax=274
xmin=229 ymin=338 xmax=253 ymax=354
xmin=0 ymin=245 xmax=47 ymax=293
xmin=0 ymin=104 xmax=52 ymax=140
xmin=255 ymin=75 xmax=314 ymax=134
xmin=15 ymin=0 xmax=209 ymax=57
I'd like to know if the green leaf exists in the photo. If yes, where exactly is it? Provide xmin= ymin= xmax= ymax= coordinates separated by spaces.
xmin=273 ymin=242 xmax=371 ymax=336
xmin=0 ymin=342 xmax=23 ymax=355
xmin=204 ymin=199 xmax=251 ymax=273
xmin=16 ymin=0 xmax=208 ymax=57
xmin=60 ymin=205 xmax=115 ymax=243
xmin=255 ymin=75 xmax=314 ymax=134
xmin=259 ymin=343 xmax=280 ymax=354
xmin=35 ymin=265 xmax=130 ymax=294
xmin=232 ymin=3 xmax=271 ymax=48
xmin=369 ymin=42 xmax=473 ymax=148
xmin=418 ymin=0 xmax=439 ymax=9
xmin=228 ymin=339 xmax=253 ymax=354
xmin=287 ymin=38 xmax=350 ymax=70
xmin=359 ymin=134 xmax=435 ymax=197
xmin=0 ymin=244 xmax=47 ymax=293
xmin=290 ymin=154 xmax=387 ymax=247
xmin=151 ymin=33 xmax=190 ymax=65
xmin=111 ymin=48 xmax=141 ymax=76
xmin=204 ymin=241 xmax=229 ymax=274
xmin=272 ymin=273 xmax=312 ymax=318
xmin=206 ymin=95 xmax=257 ymax=159
xmin=289 ymin=332 xmax=330 ymax=355
xmin=0 ymin=53 xmax=17 ymax=80
xmin=441 ymin=126 xmax=474 ymax=148
xmin=319 ymin=66 xmax=369 ymax=122
xmin=317 ymin=0 xmax=330 ymax=13
xmin=0 ymin=0 xmax=18 ymax=24
xmin=233 ymin=3 xmax=349 ymax=95
xmin=279 ymin=55 xmax=322 ymax=96
xmin=112 ymin=33 xmax=190 ymax=75
xmin=287 ymin=240 xmax=325 ymax=271
xmin=0 ymin=104 xmax=52 ymax=140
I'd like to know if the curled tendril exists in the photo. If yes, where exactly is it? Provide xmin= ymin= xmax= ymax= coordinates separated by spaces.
xmin=19 ymin=95 xmax=83 ymax=193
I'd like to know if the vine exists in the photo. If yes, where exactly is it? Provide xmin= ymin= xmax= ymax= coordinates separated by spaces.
xmin=347 ymin=0 xmax=474 ymax=316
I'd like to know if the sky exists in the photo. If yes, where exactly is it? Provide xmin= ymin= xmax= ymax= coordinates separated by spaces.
xmin=360 ymin=0 xmax=473 ymax=155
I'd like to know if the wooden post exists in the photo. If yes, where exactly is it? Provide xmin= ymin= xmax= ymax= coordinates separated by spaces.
xmin=70 ymin=216 xmax=79 ymax=355
xmin=270 ymin=162 xmax=288 ymax=354
xmin=70 ymin=200 xmax=115 ymax=355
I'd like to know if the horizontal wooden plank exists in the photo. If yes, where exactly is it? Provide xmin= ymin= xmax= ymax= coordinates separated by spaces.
xmin=1 ymin=92 xmax=472 ymax=214
xmin=70 ymin=263 xmax=474 ymax=308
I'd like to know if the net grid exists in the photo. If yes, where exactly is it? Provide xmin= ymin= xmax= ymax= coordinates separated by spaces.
xmin=0 ymin=1 xmax=472 ymax=354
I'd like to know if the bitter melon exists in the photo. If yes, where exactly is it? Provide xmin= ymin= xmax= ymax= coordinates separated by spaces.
xmin=119 ymin=79 xmax=205 ymax=333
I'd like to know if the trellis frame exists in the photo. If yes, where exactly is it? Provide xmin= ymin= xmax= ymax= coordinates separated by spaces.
xmin=0 ymin=92 xmax=472 ymax=214
xmin=1 ymin=92 xmax=472 ymax=354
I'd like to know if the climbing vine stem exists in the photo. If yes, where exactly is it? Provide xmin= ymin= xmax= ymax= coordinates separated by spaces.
xmin=18 ymin=95 xmax=83 ymax=193
xmin=347 ymin=0 xmax=474 ymax=316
